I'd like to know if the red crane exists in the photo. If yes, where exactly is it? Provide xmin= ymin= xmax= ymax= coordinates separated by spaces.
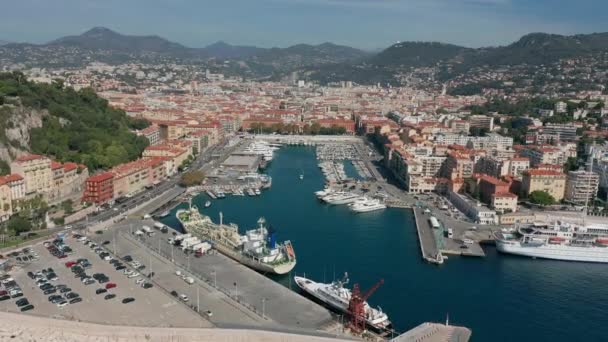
xmin=347 ymin=278 xmax=384 ymax=332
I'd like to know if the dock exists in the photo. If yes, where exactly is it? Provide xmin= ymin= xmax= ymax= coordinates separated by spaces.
xmin=391 ymin=322 xmax=472 ymax=342
xmin=385 ymin=200 xmax=412 ymax=209
xmin=413 ymin=208 xmax=444 ymax=264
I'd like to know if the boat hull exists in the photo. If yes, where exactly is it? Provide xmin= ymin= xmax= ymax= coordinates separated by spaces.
xmin=294 ymin=276 xmax=391 ymax=332
xmin=496 ymin=239 xmax=608 ymax=263
xmin=214 ymin=242 xmax=296 ymax=274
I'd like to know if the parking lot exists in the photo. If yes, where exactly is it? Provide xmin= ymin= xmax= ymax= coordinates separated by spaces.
xmin=93 ymin=226 xmax=273 ymax=329
xmin=91 ymin=220 xmax=336 ymax=332
xmin=0 ymin=234 xmax=212 ymax=328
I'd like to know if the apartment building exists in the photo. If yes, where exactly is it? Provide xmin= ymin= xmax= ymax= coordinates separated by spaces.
xmin=46 ymin=162 xmax=89 ymax=205
xmin=543 ymin=124 xmax=578 ymax=142
xmin=565 ymin=170 xmax=600 ymax=205
xmin=522 ymin=169 xmax=567 ymax=201
xmin=10 ymin=154 xmax=52 ymax=194
xmin=110 ymin=159 xmax=152 ymax=199
xmin=0 ymin=178 xmax=12 ymax=222
xmin=138 ymin=124 xmax=162 ymax=146
xmin=142 ymin=143 xmax=191 ymax=176
xmin=468 ymin=115 xmax=494 ymax=131
xmin=448 ymin=190 xmax=498 ymax=225
xmin=477 ymin=175 xmax=510 ymax=204
xmin=1 ymin=174 xmax=25 ymax=202
xmin=521 ymin=146 xmax=568 ymax=167
xmin=82 ymin=172 xmax=114 ymax=205
xmin=185 ymin=131 xmax=210 ymax=155
xmin=491 ymin=192 xmax=518 ymax=213
xmin=444 ymin=152 xmax=474 ymax=180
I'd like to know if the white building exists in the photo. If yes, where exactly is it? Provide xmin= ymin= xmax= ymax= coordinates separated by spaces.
xmin=447 ymin=191 xmax=498 ymax=225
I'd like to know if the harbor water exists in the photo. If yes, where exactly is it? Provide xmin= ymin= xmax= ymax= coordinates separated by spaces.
xmin=162 ymin=146 xmax=608 ymax=341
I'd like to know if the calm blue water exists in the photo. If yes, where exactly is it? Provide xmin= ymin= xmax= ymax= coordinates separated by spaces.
xmin=163 ymin=147 xmax=608 ymax=341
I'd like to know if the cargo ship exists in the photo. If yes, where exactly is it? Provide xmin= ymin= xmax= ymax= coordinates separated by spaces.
xmin=495 ymin=221 xmax=608 ymax=263
xmin=176 ymin=206 xmax=296 ymax=274
xmin=294 ymin=273 xmax=392 ymax=332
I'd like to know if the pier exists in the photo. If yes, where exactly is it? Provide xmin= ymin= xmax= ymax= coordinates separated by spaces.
xmin=391 ymin=322 xmax=472 ymax=342
xmin=413 ymin=208 xmax=444 ymax=264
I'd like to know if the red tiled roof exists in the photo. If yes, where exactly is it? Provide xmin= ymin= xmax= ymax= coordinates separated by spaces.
xmin=524 ymin=169 xmax=565 ymax=177
xmin=492 ymin=192 xmax=518 ymax=198
xmin=51 ymin=161 xmax=63 ymax=170
xmin=86 ymin=172 xmax=114 ymax=183
xmin=14 ymin=154 xmax=45 ymax=162
xmin=63 ymin=162 xmax=79 ymax=172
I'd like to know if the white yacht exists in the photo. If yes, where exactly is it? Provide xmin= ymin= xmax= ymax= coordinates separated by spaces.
xmin=243 ymin=141 xmax=279 ymax=162
xmin=349 ymin=198 xmax=386 ymax=213
xmin=315 ymin=188 xmax=333 ymax=198
xmin=322 ymin=192 xmax=361 ymax=205
xmin=294 ymin=273 xmax=392 ymax=332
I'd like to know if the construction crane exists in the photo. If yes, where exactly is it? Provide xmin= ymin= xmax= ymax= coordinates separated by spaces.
xmin=347 ymin=278 xmax=384 ymax=332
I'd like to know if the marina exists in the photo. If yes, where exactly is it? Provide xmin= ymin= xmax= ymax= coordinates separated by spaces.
xmin=160 ymin=145 xmax=608 ymax=342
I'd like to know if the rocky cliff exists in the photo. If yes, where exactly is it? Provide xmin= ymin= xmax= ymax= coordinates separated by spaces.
xmin=0 ymin=100 xmax=48 ymax=163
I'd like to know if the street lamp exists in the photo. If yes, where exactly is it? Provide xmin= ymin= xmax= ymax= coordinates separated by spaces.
xmin=233 ymin=282 xmax=238 ymax=300
xmin=261 ymin=297 xmax=267 ymax=319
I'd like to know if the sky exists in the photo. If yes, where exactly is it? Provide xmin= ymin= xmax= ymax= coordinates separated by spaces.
xmin=1 ymin=0 xmax=607 ymax=50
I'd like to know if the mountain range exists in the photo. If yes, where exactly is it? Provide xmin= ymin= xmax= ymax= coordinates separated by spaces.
xmin=3 ymin=27 xmax=608 ymax=84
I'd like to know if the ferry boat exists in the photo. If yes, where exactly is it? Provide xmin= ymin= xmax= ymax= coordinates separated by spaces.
xmin=322 ymin=192 xmax=361 ymax=205
xmin=176 ymin=206 xmax=296 ymax=274
xmin=495 ymin=222 xmax=608 ymax=263
xmin=349 ymin=198 xmax=387 ymax=213
xmin=294 ymin=273 xmax=392 ymax=332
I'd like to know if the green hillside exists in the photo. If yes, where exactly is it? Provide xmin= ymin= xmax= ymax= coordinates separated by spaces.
xmin=0 ymin=72 xmax=149 ymax=170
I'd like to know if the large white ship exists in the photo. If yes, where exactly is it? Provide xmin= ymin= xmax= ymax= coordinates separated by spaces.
xmin=495 ymin=222 xmax=608 ymax=263
xmin=294 ymin=273 xmax=392 ymax=332
xmin=176 ymin=206 xmax=296 ymax=274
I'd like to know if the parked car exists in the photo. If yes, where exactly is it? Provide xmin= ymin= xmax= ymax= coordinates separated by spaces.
xmin=43 ymin=288 xmax=56 ymax=295
xmin=65 ymin=292 xmax=79 ymax=300
xmin=105 ymin=283 xmax=117 ymax=289
xmin=69 ymin=297 xmax=82 ymax=304
xmin=142 ymin=283 xmax=153 ymax=289
xmin=104 ymin=294 xmax=116 ymax=300
xmin=122 ymin=297 xmax=135 ymax=304
xmin=15 ymin=298 xmax=29 ymax=307
xmin=20 ymin=304 xmax=34 ymax=312
xmin=95 ymin=288 xmax=107 ymax=295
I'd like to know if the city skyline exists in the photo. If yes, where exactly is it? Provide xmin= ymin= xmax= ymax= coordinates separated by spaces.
xmin=1 ymin=0 xmax=607 ymax=50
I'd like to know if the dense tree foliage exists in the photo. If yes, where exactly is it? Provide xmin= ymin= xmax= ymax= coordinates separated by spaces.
xmin=179 ymin=170 xmax=205 ymax=187
xmin=7 ymin=216 xmax=32 ymax=235
xmin=467 ymin=97 xmax=557 ymax=116
xmin=529 ymin=191 xmax=556 ymax=206
xmin=0 ymin=160 xmax=10 ymax=176
xmin=0 ymin=72 xmax=149 ymax=170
